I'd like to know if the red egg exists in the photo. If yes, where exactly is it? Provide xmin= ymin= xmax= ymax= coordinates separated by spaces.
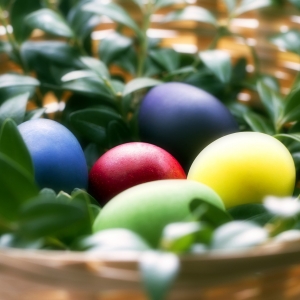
xmin=88 ymin=142 xmax=186 ymax=205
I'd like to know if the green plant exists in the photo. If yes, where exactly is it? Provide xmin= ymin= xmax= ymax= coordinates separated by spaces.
xmin=0 ymin=0 xmax=300 ymax=299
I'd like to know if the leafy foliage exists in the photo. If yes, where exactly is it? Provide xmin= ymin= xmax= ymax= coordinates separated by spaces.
xmin=0 ymin=0 xmax=300 ymax=298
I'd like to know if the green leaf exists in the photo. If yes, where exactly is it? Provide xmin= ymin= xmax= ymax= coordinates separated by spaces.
xmin=69 ymin=106 xmax=123 ymax=145
xmin=0 ymin=41 xmax=12 ymax=54
xmin=0 ymin=119 xmax=34 ymax=178
xmin=123 ymin=78 xmax=162 ymax=97
xmin=62 ymin=77 xmax=113 ymax=99
xmin=154 ymin=0 xmax=186 ymax=9
xmin=107 ymin=120 xmax=131 ymax=148
xmin=0 ymin=93 xmax=29 ymax=126
xmin=19 ymin=190 xmax=93 ymax=240
xmin=263 ymin=196 xmax=300 ymax=218
xmin=189 ymin=198 xmax=232 ymax=228
xmin=274 ymin=133 xmax=300 ymax=144
xmin=130 ymin=0 xmax=144 ymax=9
xmin=21 ymin=41 xmax=83 ymax=70
xmin=149 ymin=48 xmax=180 ymax=73
xmin=0 ymin=233 xmax=45 ymax=250
xmin=0 ymin=153 xmax=39 ymax=221
xmin=256 ymin=80 xmax=284 ymax=125
xmin=98 ymin=32 xmax=132 ymax=65
xmin=161 ymin=222 xmax=213 ymax=253
xmin=163 ymin=6 xmax=217 ymax=26
xmin=83 ymin=1 xmax=142 ymax=38
xmin=25 ymin=8 xmax=74 ymax=38
xmin=61 ymin=70 xmax=97 ymax=82
xmin=280 ymin=87 xmax=300 ymax=124
xmin=10 ymin=0 xmax=41 ymax=42
xmin=228 ymin=204 xmax=274 ymax=226
xmin=224 ymin=0 xmax=238 ymax=13
xmin=25 ymin=108 xmax=46 ymax=121
xmin=0 ymin=74 xmax=40 ymax=90
xmin=74 ymin=229 xmax=150 ymax=252
xmin=270 ymin=30 xmax=300 ymax=54
xmin=235 ymin=0 xmax=273 ymax=16
xmin=199 ymin=50 xmax=232 ymax=83
xmin=0 ymin=0 xmax=10 ymax=8
xmin=80 ymin=56 xmax=110 ymax=79
xmin=140 ymin=251 xmax=179 ymax=300
xmin=288 ymin=0 xmax=300 ymax=9
xmin=211 ymin=221 xmax=268 ymax=250
xmin=243 ymin=111 xmax=275 ymax=135
xmin=113 ymin=46 xmax=138 ymax=76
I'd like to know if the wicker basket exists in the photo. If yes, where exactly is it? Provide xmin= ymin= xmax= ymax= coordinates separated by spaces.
xmin=0 ymin=1 xmax=300 ymax=299
xmin=1 ymin=239 xmax=300 ymax=300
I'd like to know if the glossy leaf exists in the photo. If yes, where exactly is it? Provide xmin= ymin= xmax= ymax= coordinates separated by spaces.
xmin=62 ymin=77 xmax=113 ymax=99
xmin=74 ymin=229 xmax=150 ymax=252
xmin=21 ymin=41 xmax=83 ymax=69
xmin=264 ymin=196 xmax=300 ymax=218
xmin=123 ymin=78 xmax=162 ymax=97
xmin=69 ymin=106 xmax=123 ymax=145
xmin=61 ymin=70 xmax=97 ymax=82
xmin=154 ymin=0 xmax=186 ymax=9
xmin=130 ymin=0 xmax=144 ymax=9
xmin=25 ymin=9 xmax=74 ymax=38
xmin=19 ymin=190 xmax=93 ymax=240
xmin=243 ymin=111 xmax=275 ymax=135
xmin=80 ymin=57 xmax=110 ymax=79
xmin=288 ymin=0 xmax=300 ymax=9
xmin=189 ymin=198 xmax=232 ymax=228
xmin=0 ymin=92 xmax=29 ymax=126
xmin=228 ymin=204 xmax=274 ymax=226
xmin=83 ymin=1 xmax=142 ymax=37
xmin=0 ymin=74 xmax=40 ymax=90
xmin=0 ymin=41 xmax=12 ymax=54
xmin=224 ymin=0 xmax=238 ymax=13
xmin=161 ymin=222 xmax=213 ymax=253
xmin=235 ymin=0 xmax=273 ymax=16
xmin=99 ymin=32 xmax=133 ymax=65
xmin=270 ymin=30 xmax=300 ymax=54
xmin=281 ymin=87 xmax=300 ymax=124
xmin=68 ymin=0 xmax=102 ymax=40
xmin=274 ymin=133 xmax=300 ymax=144
xmin=10 ymin=0 xmax=41 ymax=42
xmin=256 ymin=80 xmax=284 ymax=124
xmin=199 ymin=50 xmax=232 ymax=83
xmin=140 ymin=251 xmax=179 ymax=300
xmin=149 ymin=48 xmax=180 ymax=72
xmin=107 ymin=120 xmax=131 ymax=148
xmin=113 ymin=46 xmax=138 ymax=76
xmin=0 ymin=118 xmax=34 ymax=178
xmin=0 ymin=153 xmax=39 ymax=221
xmin=164 ymin=6 xmax=217 ymax=26
xmin=24 ymin=108 xmax=46 ymax=121
xmin=0 ymin=0 xmax=10 ymax=8
xmin=211 ymin=221 xmax=268 ymax=250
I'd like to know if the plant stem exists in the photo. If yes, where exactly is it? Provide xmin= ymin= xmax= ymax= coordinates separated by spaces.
xmin=136 ymin=4 xmax=153 ymax=77
xmin=0 ymin=6 xmax=29 ymax=73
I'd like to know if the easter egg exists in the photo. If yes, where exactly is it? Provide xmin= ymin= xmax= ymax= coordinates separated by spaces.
xmin=88 ymin=142 xmax=186 ymax=205
xmin=138 ymin=82 xmax=238 ymax=170
xmin=188 ymin=132 xmax=296 ymax=208
xmin=18 ymin=118 xmax=88 ymax=193
xmin=93 ymin=179 xmax=225 ymax=247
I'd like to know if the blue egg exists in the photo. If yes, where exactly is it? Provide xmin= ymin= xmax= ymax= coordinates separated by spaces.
xmin=18 ymin=119 xmax=88 ymax=193
xmin=138 ymin=82 xmax=239 ymax=170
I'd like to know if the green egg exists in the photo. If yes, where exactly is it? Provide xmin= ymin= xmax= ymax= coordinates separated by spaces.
xmin=93 ymin=179 xmax=224 ymax=248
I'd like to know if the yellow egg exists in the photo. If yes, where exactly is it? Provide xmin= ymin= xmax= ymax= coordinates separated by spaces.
xmin=187 ymin=132 xmax=296 ymax=208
